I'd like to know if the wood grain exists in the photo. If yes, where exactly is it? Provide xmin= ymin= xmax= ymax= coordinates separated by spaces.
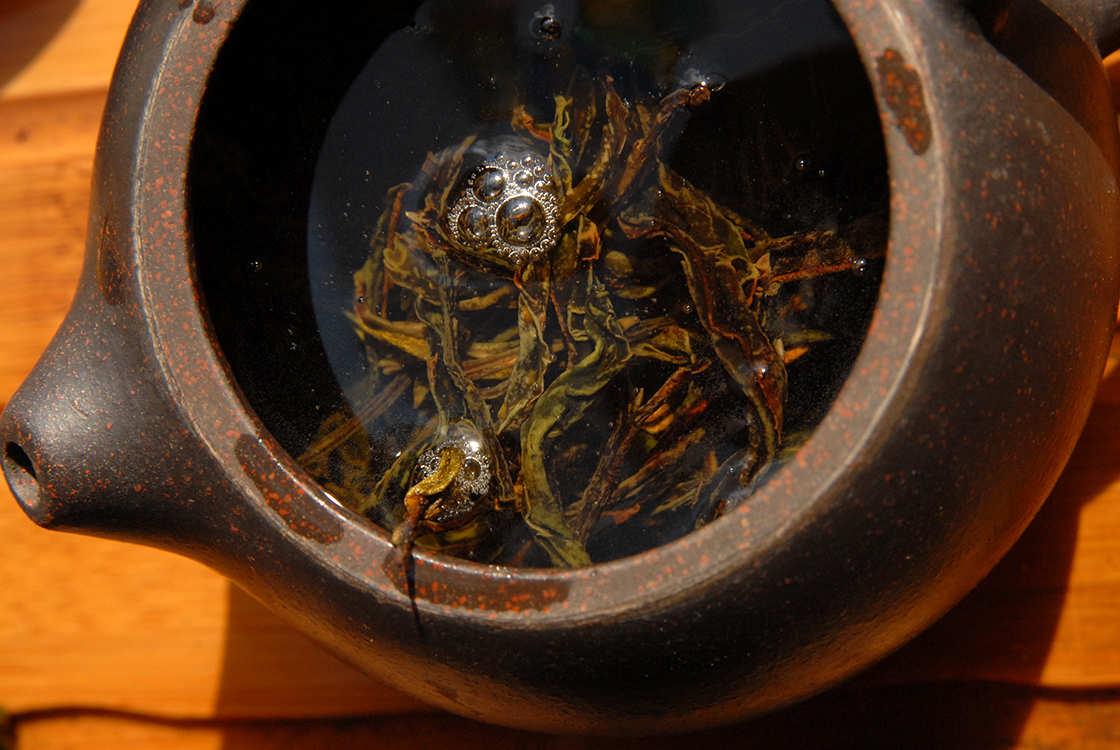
xmin=2 ymin=0 xmax=1120 ymax=746
xmin=11 ymin=685 xmax=1120 ymax=749
xmin=0 ymin=0 xmax=135 ymax=101
xmin=0 ymin=91 xmax=98 ymax=406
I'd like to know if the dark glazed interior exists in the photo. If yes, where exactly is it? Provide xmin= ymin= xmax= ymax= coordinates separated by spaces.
xmin=190 ymin=0 xmax=405 ymax=453
xmin=190 ymin=0 xmax=888 ymax=566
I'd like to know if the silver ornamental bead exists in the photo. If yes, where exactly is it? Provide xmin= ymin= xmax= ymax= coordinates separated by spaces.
xmin=447 ymin=150 xmax=560 ymax=266
xmin=416 ymin=425 xmax=492 ymax=496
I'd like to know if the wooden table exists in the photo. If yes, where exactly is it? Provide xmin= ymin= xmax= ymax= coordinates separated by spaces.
xmin=2 ymin=1 xmax=1119 ymax=746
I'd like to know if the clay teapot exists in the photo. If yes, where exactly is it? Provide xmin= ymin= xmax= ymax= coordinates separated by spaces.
xmin=3 ymin=0 xmax=1120 ymax=734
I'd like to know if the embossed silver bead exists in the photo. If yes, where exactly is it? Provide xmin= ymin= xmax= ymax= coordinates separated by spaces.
xmin=447 ymin=149 xmax=560 ymax=266
xmin=416 ymin=425 xmax=492 ymax=496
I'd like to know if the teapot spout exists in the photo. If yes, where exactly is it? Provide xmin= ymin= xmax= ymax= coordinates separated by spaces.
xmin=0 ymin=281 xmax=227 ymax=549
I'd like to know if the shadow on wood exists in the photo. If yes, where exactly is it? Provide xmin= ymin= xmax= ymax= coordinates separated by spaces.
xmin=210 ymin=683 xmax=1120 ymax=749
xmin=212 ymin=584 xmax=425 ymax=720
xmin=0 ymin=0 xmax=82 ymax=91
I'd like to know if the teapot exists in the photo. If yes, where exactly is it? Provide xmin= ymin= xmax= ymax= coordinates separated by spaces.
xmin=3 ymin=0 xmax=1119 ymax=734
